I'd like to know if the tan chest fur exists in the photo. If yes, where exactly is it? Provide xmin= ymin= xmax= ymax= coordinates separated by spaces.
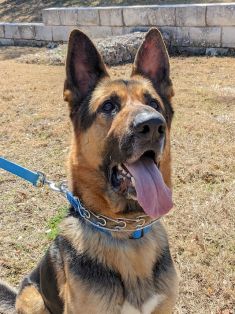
xmin=63 ymin=278 xmax=166 ymax=314
xmin=58 ymin=217 xmax=177 ymax=314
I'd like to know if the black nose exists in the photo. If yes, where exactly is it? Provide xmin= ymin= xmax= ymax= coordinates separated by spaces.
xmin=133 ymin=112 xmax=166 ymax=140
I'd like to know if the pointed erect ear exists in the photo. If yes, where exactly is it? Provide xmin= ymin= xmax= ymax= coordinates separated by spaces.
xmin=131 ymin=28 xmax=173 ymax=99
xmin=64 ymin=29 xmax=109 ymax=106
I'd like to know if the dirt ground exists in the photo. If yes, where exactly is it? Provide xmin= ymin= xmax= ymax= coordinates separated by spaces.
xmin=0 ymin=50 xmax=234 ymax=313
xmin=0 ymin=0 xmax=234 ymax=22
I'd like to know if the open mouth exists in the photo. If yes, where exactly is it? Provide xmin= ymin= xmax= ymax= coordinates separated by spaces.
xmin=110 ymin=150 xmax=173 ymax=219
xmin=111 ymin=151 xmax=156 ymax=199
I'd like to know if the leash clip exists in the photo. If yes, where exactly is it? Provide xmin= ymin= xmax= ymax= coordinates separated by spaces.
xmin=45 ymin=180 xmax=62 ymax=193
xmin=36 ymin=171 xmax=68 ymax=195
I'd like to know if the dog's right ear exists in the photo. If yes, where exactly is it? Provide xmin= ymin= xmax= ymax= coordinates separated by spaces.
xmin=64 ymin=29 xmax=109 ymax=108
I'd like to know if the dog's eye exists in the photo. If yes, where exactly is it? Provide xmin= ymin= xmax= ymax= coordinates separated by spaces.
xmin=149 ymin=100 xmax=160 ymax=110
xmin=101 ymin=101 xmax=117 ymax=114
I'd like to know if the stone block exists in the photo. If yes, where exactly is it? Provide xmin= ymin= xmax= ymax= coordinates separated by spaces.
xmin=176 ymin=5 xmax=206 ymax=26
xmin=52 ymin=25 xmax=112 ymax=41
xmin=0 ymin=38 xmax=14 ymax=46
xmin=123 ymin=7 xmax=149 ymax=26
xmin=35 ymin=24 xmax=52 ymax=41
xmin=13 ymin=39 xmax=43 ymax=47
xmin=172 ymin=27 xmax=190 ymax=46
xmin=4 ymin=23 xmax=21 ymax=39
xmin=206 ymin=47 xmax=229 ymax=56
xmin=123 ymin=6 xmax=175 ymax=27
xmin=148 ymin=7 xmax=175 ymax=26
xmin=222 ymin=27 xmax=235 ymax=47
xmin=99 ymin=8 xmax=123 ymax=26
xmin=176 ymin=46 xmax=206 ymax=55
xmin=79 ymin=26 xmax=113 ymax=38
xmin=52 ymin=26 xmax=75 ymax=42
xmin=158 ymin=26 xmax=185 ymax=46
xmin=189 ymin=27 xmax=221 ymax=47
xmin=0 ymin=23 xmax=4 ymax=37
xmin=42 ymin=9 xmax=61 ymax=25
xmin=59 ymin=8 xmax=78 ymax=25
xmin=18 ymin=24 xmax=35 ymax=39
xmin=77 ymin=8 xmax=99 ymax=26
xmin=207 ymin=4 xmax=235 ymax=26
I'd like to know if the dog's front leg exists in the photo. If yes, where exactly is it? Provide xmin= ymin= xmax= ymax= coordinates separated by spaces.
xmin=152 ymin=295 xmax=177 ymax=314
xmin=15 ymin=285 xmax=50 ymax=314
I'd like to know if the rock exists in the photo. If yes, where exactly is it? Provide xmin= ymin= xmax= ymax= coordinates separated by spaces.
xmin=95 ymin=32 xmax=145 ymax=65
xmin=95 ymin=31 xmax=170 ymax=66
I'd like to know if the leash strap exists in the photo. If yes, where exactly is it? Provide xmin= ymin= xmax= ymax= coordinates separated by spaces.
xmin=0 ymin=157 xmax=43 ymax=186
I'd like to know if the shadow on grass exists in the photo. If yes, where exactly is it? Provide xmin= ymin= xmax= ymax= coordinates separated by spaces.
xmin=0 ymin=0 xmax=232 ymax=22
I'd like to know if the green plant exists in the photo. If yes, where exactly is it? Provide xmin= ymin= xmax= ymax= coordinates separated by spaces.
xmin=47 ymin=207 xmax=68 ymax=240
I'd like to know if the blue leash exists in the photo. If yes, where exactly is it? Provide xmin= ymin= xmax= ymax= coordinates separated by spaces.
xmin=0 ymin=157 xmax=43 ymax=186
xmin=0 ymin=156 xmax=83 ymax=215
xmin=0 ymin=157 xmax=153 ymax=239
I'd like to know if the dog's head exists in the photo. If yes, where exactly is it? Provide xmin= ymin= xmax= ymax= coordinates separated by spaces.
xmin=64 ymin=28 xmax=174 ymax=221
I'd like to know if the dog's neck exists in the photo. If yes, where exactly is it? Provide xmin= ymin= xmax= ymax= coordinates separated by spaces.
xmin=61 ymin=214 xmax=168 ymax=279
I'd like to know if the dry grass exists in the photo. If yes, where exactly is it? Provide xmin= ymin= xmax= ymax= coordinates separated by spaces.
xmin=0 ymin=0 xmax=234 ymax=22
xmin=0 ymin=52 xmax=234 ymax=313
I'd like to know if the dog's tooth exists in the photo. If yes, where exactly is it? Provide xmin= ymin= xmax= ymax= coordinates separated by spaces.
xmin=131 ymin=177 xmax=136 ymax=186
xmin=122 ymin=167 xmax=128 ymax=174
xmin=118 ymin=164 xmax=122 ymax=171
xmin=127 ymin=173 xmax=131 ymax=178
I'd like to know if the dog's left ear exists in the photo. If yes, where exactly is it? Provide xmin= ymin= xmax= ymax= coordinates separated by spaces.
xmin=131 ymin=28 xmax=173 ymax=99
xmin=64 ymin=29 xmax=109 ymax=107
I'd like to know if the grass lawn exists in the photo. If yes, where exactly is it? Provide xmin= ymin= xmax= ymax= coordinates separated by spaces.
xmin=0 ymin=0 xmax=234 ymax=22
xmin=0 ymin=50 xmax=234 ymax=313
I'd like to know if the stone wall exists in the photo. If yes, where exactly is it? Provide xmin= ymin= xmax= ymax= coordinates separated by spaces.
xmin=0 ymin=3 xmax=235 ymax=50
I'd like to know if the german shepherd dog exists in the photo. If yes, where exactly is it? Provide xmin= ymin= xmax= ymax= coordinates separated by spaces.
xmin=0 ymin=28 xmax=178 ymax=313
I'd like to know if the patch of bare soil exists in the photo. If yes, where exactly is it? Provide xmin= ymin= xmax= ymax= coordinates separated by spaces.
xmin=0 ymin=46 xmax=46 ymax=61
xmin=0 ymin=54 xmax=234 ymax=313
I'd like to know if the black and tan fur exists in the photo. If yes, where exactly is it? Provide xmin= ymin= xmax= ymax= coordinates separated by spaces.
xmin=0 ymin=28 xmax=178 ymax=314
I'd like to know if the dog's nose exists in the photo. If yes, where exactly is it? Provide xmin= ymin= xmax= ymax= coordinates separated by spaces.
xmin=133 ymin=112 xmax=166 ymax=140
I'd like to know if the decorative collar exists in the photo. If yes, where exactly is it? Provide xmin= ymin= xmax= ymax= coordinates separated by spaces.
xmin=66 ymin=191 xmax=159 ymax=239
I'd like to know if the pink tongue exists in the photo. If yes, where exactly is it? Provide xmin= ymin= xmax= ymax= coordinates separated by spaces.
xmin=124 ymin=158 xmax=173 ymax=218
